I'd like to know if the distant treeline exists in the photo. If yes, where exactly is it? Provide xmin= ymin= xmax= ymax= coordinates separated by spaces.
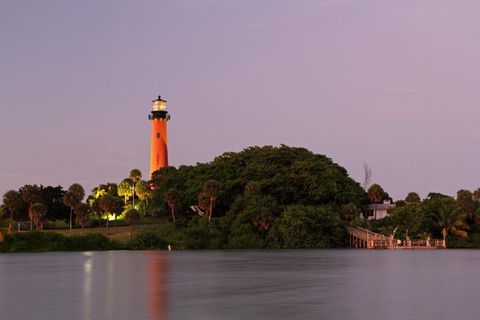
xmin=2 ymin=145 xmax=480 ymax=250
xmin=361 ymin=189 xmax=480 ymax=248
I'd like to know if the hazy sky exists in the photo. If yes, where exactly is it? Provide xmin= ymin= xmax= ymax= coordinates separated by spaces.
xmin=1 ymin=0 xmax=479 ymax=200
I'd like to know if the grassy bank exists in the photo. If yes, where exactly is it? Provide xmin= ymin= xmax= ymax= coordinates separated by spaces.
xmin=49 ymin=224 xmax=166 ymax=243
xmin=0 ymin=229 xmax=173 ymax=253
xmin=0 ymin=232 xmax=120 ymax=253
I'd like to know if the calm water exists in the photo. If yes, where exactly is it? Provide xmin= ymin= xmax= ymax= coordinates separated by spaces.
xmin=0 ymin=250 xmax=479 ymax=320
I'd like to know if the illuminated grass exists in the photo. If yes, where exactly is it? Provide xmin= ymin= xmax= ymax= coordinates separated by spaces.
xmin=47 ymin=216 xmax=172 ymax=243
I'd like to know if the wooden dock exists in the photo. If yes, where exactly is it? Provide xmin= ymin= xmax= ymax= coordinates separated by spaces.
xmin=345 ymin=225 xmax=446 ymax=249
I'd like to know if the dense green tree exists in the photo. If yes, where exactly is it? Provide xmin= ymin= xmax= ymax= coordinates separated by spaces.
xmin=244 ymin=181 xmax=261 ymax=195
xmin=150 ymin=166 xmax=178 ymax=189
xmin=456 ymin=189 xmax=477 ymax=224
xmin=388 ymin=203 xmax=429 ymax=239
xmin=339 ymin=203 xmax=361 ymax=222
xmin=149 ymin=146 xmax=367 ymax=227
xmin=2 ymin=190 xmax=21 ymax=232
xmin=124 ymin=208 xmax=140 ymax=240
xmin=405 ymin=192 xmax=421 ymax=203
xmin=228 ymin=195 xmax=281 ymax=248
xmin=268 ymin=205 xmax=345 ymax=248
xmin=181 ymin=216 xmax=228 ymax=249
xmin=14 ymin=185 xmax=68 ymax=226
xmin=39 ymin=186 xmax=69 ymax=222
xmin=367 ymin=184 xmax=385 ymax=204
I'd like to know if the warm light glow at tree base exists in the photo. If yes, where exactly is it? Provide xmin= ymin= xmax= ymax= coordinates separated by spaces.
xmin=100 ymin=213 xmax=125 ymax=221
xmin=100 ymin=205 xmax=141 ymax=221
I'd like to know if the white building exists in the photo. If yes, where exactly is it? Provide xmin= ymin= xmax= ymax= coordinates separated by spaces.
xmin=363 ymin=200 xmax=396 ymax=220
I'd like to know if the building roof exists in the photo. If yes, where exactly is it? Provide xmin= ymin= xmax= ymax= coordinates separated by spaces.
xmin=367 ymin=203 xmax=396 ymax=210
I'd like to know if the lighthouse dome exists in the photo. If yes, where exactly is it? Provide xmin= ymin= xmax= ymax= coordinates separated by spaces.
xmin=152 ymin=96 xmax=167 ymax=111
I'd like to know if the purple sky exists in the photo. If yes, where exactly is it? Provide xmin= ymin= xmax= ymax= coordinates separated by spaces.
xmin=1 ymin=0 xmax=479 ymax=200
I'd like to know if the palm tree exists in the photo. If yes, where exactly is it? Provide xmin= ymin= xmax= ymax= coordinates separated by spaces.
xmin=98 ymin=194 xmax=123 ymax=228
xmin=124 ymin=208 xmax=140 ymax=240
xmin=111 ymin=197 xmax=124 ymax=221
xmin=99 ymin=194 xmax=115 ymax=228
xmin=164 ymin=188 xmax=181 ymax=222
xmin=2 ymin=190 xmax=21 ymax=232
xmin=129 ymin=169 xmax=142 ymax=206
xmin=68 ymin=183 xmax=85 ymax=202
xmin=135 ymin=180 xmax=150 ymax=216
xmin=429 ymin=197 xmax=468 ymax=238
xmin=199 ymin=180 xmax=221 ymax=222
xmin=75 ymin=203 xmax=90 ymax=232
xmin=92 ymin=183 xmax=117 ymax=199
xmin=367 ymin=183 xmax=385 ymax=204
xmin=30 ymin=203 xmax=47 ymax=231
xmin=89 ymin=197 xmax=103 ymax=226
xmin=63 ymin=192 xmax=80 ymax=230
xmin=118 ymin=178 xmax=134 ymax=206
xmin=63 ymin=183 xmax=85 ymax=230
xmin=92 ymin=185 xmax=106 ymax=199
xmin=21 ymin=185 xmax=41 ymax=230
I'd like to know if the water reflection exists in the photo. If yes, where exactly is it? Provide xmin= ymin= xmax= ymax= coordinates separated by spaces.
xmin=148 ymin=252 xmax=167 ymax=320
xmin=78 ymin=251 xmax=169 ymax=320
xmin=82 ymin=252 xmax=93 ymax=320
xmin=106 ymin=251 xmax=115 ymax=319
xmin=1 ymin=250 xmax=480 ymax=320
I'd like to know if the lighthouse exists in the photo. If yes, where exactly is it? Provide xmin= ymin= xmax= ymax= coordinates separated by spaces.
xmin=149 ymin=96 xmax=170 ymax=178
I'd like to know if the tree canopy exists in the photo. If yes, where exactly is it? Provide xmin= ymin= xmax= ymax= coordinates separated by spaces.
xmin=151 ymin=145 xmax=368 ymax=217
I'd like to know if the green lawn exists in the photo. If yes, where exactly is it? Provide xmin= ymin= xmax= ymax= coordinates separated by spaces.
xmin=0 ymin=216 xmax=174 ymax=244
xmin=48 ymin=224 xmax=166 ymax=243
xmin=47 ymin=216 xmax=173 ymax=243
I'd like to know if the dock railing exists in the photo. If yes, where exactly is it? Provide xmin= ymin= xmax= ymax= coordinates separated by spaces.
xmin=345 ymin=224 xmax=445 ymax=249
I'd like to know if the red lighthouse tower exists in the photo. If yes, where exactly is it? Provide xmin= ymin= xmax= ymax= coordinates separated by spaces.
xmin=149 ymin=96 xmax=170 ymax=178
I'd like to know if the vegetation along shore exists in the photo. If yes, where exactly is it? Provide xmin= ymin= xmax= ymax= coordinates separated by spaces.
xmin=1 ymin=145 xmax=479 ymax=252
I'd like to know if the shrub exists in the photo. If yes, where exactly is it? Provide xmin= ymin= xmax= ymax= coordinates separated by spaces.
xmin=180 ymin=216 xmax=228 ymax=249
xmin=446 ymin=234 xmax=480 ymax=249
xmin=0 ymin=232 xmax=121 ymax=253
xmin=45 ymin=219 xmax=69 ymax=229
xmin=127 ymin=232 xmax=170 ymax=250
xmin=268 ymin=205 xmax=346 ymax=248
